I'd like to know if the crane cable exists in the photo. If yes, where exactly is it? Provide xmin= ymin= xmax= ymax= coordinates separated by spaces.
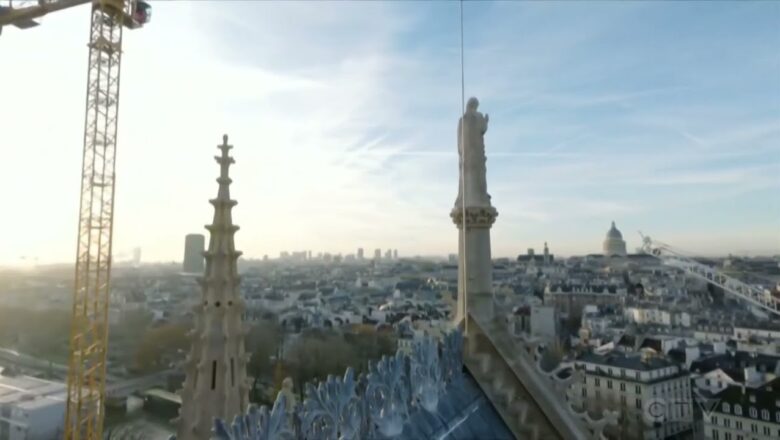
xmin=459 ymin=0 xmax=469 ymax=335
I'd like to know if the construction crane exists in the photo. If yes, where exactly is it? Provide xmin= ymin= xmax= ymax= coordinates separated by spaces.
xmin=1 ymin=1 xmax=150 ymax=439
xmin=640 ymin=234 xmax=780 ymax=319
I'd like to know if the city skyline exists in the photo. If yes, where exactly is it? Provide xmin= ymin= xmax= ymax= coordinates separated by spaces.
xmin=2 ymin=1 xmax=778 ymax=266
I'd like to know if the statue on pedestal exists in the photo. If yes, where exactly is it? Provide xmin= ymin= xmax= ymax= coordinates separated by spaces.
xmin=280 ymin=377 xmax=297 ymax=413
xmin=455 ymin=97 xmax=491 ymax=208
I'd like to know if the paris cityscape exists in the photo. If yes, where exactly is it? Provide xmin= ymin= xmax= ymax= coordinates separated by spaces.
xmin=1 ymin=1 xmax=779 ymax=440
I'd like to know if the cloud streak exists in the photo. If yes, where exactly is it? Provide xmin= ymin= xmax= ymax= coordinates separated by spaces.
xmin=0 ymin=1 xmax=778 ymax=264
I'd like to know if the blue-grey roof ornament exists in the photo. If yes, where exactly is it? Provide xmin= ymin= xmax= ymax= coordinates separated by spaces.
xmin=365 ymin=352 xmax=410 ymax=438
xmin=440 ymin=329 xmax=464 ymax=386
xmin=410 ymin=337 xmax=445 ymax=413
xmin=302 ymin=368 xmax=362 ymax=440
xmin=196 ymin=330 xmax=487 ymax=440
xmin=213 ymin=396 xmax=294 ymax=440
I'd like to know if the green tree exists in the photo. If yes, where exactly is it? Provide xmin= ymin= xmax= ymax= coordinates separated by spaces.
xmin=0 ymin=307 xmax=71 ymax=362
xmin=134 ymin=324 xmax=189 ymax=373
xmin=246 ymin=319 xmax=282 ymax=403
xmin=286 ymin=331 xmax=359 ymax=399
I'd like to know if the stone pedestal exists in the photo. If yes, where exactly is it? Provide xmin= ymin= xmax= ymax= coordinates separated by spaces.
xmin=451 ymin=206 xmax=497 ymax=323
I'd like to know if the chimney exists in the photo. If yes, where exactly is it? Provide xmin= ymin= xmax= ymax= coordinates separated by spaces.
xmin=685 ymin=346 xmax=701 ymax=370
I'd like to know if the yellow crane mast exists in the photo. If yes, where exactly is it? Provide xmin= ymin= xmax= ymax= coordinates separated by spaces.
xmin=0 ymin=1 xmax=150 ymax=439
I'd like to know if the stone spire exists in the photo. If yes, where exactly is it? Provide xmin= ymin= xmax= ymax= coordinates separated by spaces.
xmin=451 ymin=97 xmax=497 ymax=323
xmin=177 ymin=135 xmax=248 ymax=439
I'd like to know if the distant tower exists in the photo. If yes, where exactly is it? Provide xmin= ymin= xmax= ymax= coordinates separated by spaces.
xmin=177 ymin=135 xmax=248 ymax=439
xmin=543 ymin=242 xmax=550 ymax=265
xmin=183 ymin=234 xmax=205 ymax=273
xmin=393 ymin=249 xmax=398 ymax=260
xmin=385 ymin=249 xmax=392 ymax=260
xmin=374 ymin=248 xmax=381 ymax=261
xmin=452 ymin=97 xmax=497 ymax=323
xmin=132 ymin=247 xmax=142 ymax=267
xmin=357 ymin=248 xmax=364 ymax=260
xmin=603 ymin=221 xmax=627 ymax=257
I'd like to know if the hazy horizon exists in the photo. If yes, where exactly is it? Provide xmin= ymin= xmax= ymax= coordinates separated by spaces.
xmin=2 ymin=1 xmax=779 ymax=266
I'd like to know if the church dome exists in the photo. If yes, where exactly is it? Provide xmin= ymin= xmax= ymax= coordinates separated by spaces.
xmin=603 ymin=221 xmax=627 ymax=257
xmin=606 ymin=221 xmax=623 ymax=240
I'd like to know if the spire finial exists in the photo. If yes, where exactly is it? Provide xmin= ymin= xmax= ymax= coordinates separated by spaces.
xmin=222 ymin=134 xmax=228 ymax=144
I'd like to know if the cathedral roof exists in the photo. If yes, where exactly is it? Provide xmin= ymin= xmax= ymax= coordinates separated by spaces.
xmin=200 ymin=331 xmax=516 ymax=440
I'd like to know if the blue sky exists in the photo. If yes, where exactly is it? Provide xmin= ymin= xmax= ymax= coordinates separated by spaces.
xmin=1 ymin=1 xmax=778 ymax=265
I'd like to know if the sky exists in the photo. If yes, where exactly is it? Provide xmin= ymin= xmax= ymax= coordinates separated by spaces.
xmin=1 ymin=0 xmax=779 ymax=266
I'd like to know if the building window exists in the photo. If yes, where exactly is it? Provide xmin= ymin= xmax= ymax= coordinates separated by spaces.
xmin=620 ymin=382 xmax=626 ymax=391
xmin=735 ymin=404 xmax=742 ymax=416
xmin=751 ymin=424 xmax=757 ymax=433
xmin=636 ymin=398 xmax=642 ymax=409
xmin=595 ymin=378 xmax=600 ymax=387
xmin=736 ymin=421 xmax=742 ymax=430
xmin=724 ymin=433 xmax=731 ymax=440
xmin=608 ymin=380 xmax=613 ymax=389
xmin=582 ymin=388 xmax=587 ymax=397
xmin=749 ymin=407 xmax=757 ymax=418
xmin=636 ymin=385 xmax=641 ymax=394
xmin=712 ymin=416 xmax=718 ymax=425
xmin=725 ymin=418 xmax=731 ymax=428
xmin=211 ymin=360 xmax=217 ymax=390
xmin=712 ymin=430 xmax=718 ymax=440
xmin=230 ymin=357 xmax=235 ymax=387
xmin=761 ymin=409 xmax=769 ymax=421
xmin=723 ymin=403 xmax=731 ymax=413
xmin=763 ymin=427 xmax=770 ymax=436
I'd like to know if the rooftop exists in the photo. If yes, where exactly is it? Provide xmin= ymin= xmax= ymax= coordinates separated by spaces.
xmin=690 ymin=351 xmax=780 ymax=381
xmin=579 ymin=350 xmax=681 ymax=372
xmin=0 ymin=374 xmax=66 ymax=410
xmin=713 ymin=377 xmax=780 ymax=413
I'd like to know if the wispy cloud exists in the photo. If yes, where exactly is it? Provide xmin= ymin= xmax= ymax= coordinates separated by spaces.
xmin=1 ymin=1 xmax=778 ymax=264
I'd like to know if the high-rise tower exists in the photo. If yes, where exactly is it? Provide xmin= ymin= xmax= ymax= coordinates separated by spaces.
xmin=543 ymin=242 xmax=550 ymax=265
xmin=177 ymin=135 xmax=248 ymax=439
xmin=183 ymin=234 xmax=205 ymax=273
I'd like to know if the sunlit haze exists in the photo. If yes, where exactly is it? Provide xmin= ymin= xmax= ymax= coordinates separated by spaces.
xmin=2 ymin=1 xmax=779 ymax=266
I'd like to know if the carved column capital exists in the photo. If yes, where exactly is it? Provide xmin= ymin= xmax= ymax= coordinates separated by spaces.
xmin=450 ymin=206 xmax=498 ymax=228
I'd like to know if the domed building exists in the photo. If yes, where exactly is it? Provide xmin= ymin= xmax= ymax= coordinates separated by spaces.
xmin=603 ymin=221 xmax=627 ymax=257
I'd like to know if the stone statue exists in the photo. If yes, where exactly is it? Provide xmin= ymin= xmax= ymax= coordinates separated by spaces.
xmin=455 ymin=97 xmax=491 ymax=208
xmin=280 ymin=377 xmax=297 ymax=413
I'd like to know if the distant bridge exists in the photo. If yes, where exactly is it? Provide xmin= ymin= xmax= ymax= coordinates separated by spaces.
xmin=105 ymin=370 xmax=173 ymax=399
